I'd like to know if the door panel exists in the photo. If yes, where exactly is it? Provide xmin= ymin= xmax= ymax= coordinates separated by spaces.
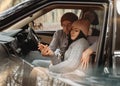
xmin=38 ymin=35 xmax=53 ymax=45
xmin=36 ymin=30 xmax=55 ymax=45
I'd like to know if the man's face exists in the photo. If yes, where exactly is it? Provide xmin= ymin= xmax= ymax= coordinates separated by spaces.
xmin=61 ymin=20 xmax=72 ymax=35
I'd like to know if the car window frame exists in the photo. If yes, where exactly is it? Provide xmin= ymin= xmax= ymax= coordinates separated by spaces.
xmin=0 ymin=1 xmax=105 ymax=30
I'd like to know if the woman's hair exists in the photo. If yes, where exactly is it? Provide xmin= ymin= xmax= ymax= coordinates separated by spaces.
xmin=71 ymin=19 xmax=90 ymax=36
xmin=67 ymin=19 xmax=90 ymax=47
xmin=61 ymin=12 xmax=78 ymax=24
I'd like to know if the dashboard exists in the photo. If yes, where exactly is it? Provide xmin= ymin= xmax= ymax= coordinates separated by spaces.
xmin=0 ymin=29 xmax=37 ymax=57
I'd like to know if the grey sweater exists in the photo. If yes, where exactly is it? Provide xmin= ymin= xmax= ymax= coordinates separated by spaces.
xmin=49 ymin=30 xmax=68 ymax=54
xmin=49 ymin=38 xmax=89 ymax=74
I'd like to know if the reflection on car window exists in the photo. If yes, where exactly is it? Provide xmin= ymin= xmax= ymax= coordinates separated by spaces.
xmin=115 ymin=13 xmax=120 ymax=50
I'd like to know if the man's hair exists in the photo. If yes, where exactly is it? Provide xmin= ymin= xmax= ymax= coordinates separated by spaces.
xmin=83 ymin=11 xmax=99 ymax=25
xmin=61 ymin=12 xmax=78 ymax=24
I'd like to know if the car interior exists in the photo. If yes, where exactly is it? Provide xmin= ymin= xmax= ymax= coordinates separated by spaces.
xmin=8 ymin=6 xmax=104 ymax=64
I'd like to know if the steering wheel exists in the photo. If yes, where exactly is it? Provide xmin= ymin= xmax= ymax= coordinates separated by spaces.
xmin=27 ymin=27 xmax=41 ymax=50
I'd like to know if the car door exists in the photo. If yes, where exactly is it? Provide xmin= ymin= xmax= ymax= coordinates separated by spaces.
xmin=1 ymin=0 xmax=118 ymax=86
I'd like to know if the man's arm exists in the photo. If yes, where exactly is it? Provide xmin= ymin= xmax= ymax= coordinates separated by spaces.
xmin=80 ymin=41 xmax=98 ymax=70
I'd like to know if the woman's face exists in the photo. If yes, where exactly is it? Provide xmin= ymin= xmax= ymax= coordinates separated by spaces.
xmin=61 ymin=20 xmax=72 ymax=35
xmin=70 ymin=26 xmax=80 ymax=40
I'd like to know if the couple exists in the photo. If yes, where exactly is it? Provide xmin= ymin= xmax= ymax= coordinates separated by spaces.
xmin=29 ymin=13 xmax=94 ymax=85
xmin=38 ymin=19 xmax=90 ymax=73
xmin=33 ymin=12 xmax=97 ymax=70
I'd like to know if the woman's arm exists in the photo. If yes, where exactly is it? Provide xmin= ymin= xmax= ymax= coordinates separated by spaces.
xmin=49 ymin=30 xmax=60 ymax=51
xmin=38 ymin=30 xmax=61 ymax=56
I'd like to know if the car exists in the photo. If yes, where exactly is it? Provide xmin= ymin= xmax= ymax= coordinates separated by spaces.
xmin=0 ymin=0 xmax=120 ymax=86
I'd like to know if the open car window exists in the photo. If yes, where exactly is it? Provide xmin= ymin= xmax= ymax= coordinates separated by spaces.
xmin=27 ymin=8 xmax=104 ymax=32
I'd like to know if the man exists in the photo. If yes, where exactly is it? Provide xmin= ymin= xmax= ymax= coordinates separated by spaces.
xmin=80 ymin=10 xmax=99 ymax=70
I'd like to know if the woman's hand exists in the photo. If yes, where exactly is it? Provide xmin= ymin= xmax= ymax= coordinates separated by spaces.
xmin=38 ymin=43 xmax=54 ymax=56
xmin=38 ymin=43 xmax=46 ymax=51
xmin=80 ymin=48 xmax=93 ymax=70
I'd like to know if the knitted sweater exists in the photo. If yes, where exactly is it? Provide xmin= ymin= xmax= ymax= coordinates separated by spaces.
xmin=49 ymin=38 xmax=89 ymax=74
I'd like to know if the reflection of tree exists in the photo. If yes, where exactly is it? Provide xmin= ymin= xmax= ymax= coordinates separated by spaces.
xmin=0 ymin=0 xmax=23 ymax=12
xmin=12 ymin=0 xmax=22 ymax=6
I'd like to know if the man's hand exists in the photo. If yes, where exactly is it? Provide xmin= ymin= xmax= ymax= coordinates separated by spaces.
xmin=80 ymin=48 xmax=93 ymax=70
